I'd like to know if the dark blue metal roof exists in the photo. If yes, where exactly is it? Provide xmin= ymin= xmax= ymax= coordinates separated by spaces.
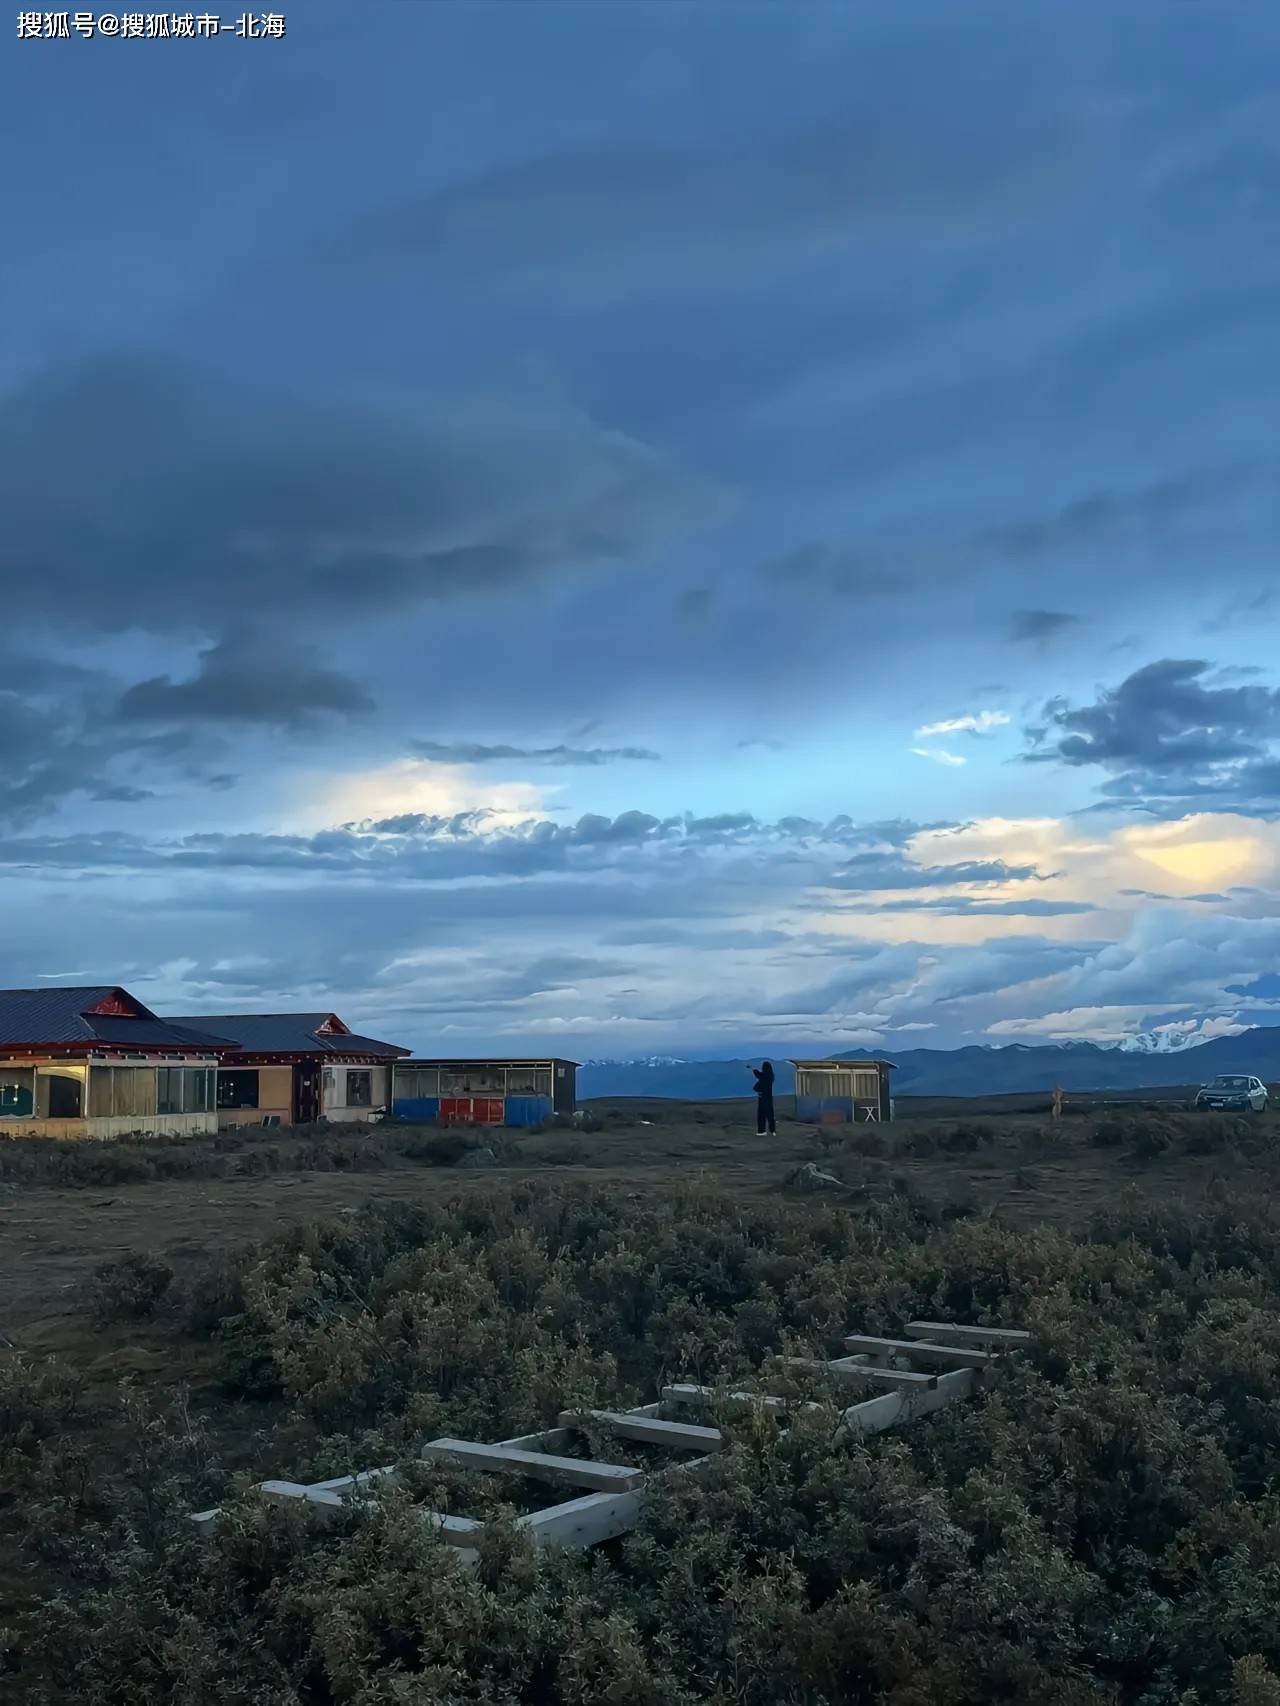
xmin=0 ymin=986 xmax=232 ymax=1051
xmin=163 ymin=1012 xmax=408 ymax=1058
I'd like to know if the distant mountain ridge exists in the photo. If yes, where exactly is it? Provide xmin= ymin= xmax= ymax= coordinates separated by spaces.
xmin=577 ymin=1026 xmax=1280 ymax=1101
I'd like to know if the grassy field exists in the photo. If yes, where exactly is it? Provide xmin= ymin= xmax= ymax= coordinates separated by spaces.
xmin=3 ymin=1098 xmax=1276 ymax=1359
xmin=5 ymin=1099 xmax=1280 ymax=1702
xmin=0 ymin=1091 xmax=1276 ymax=1357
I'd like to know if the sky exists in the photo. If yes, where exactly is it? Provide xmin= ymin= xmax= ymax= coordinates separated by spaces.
xmin=2 ymin=1 xmax=1279 ymax=1059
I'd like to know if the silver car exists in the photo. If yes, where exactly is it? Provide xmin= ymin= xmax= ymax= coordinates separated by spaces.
xmin=1193 ymin=1074 xmax=1268 ymax=1112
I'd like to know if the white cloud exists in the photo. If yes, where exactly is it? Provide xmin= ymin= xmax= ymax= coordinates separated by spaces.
xmin=5 ymin=802 xmax=1280 ymax=1056
xmin=911 ymin=747 xmax=966 ymax=767
xmin=986 ymin=1005 xmax=1175 ymax=1043
xmin=914 ymin=710 xmax=1011 ymax=738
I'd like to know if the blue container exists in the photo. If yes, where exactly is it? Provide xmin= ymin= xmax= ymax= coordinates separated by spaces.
xmin=392 ymin=1097 xmax=440 ymax=1123
xmin=504 ymin=1095 xmax=554 ymax=1128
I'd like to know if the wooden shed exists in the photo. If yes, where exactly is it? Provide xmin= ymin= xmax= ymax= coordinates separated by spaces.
xmin=790 ymin=1058 xmax=896 ymax=1123
xmin=391 ymin=1059 xmax=578 ymax=1128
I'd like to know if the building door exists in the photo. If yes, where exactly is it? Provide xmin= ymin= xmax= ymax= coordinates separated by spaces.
xmin=294 ymin=1063 xmax=321 ymax=1124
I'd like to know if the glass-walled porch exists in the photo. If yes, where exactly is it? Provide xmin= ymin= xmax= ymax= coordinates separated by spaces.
xmin=0 ymin=1062 xmax=216 ymax=1124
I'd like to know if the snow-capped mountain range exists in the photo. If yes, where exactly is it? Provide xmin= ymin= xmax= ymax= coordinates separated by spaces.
xmin=576 ymin=1023 xmax=1276 ymax=1101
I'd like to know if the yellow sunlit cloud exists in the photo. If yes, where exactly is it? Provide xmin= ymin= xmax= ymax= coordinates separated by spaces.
xmin=1134 ymin=837 xmax=1265 ymax=886
xmin=1123 ymin=814 xmax=1276 ymax=889
xmin=289 ymin=760 xmax=553 ymax=833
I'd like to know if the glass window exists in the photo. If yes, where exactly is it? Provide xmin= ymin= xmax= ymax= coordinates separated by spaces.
xmin=0 ymin=1068 xmax=34 ymax=1116
xmin=217 ymin=1070 xmax=259 ymax=1110
xmin=157 ymin=1067 xmax=183 ymax=1115
xmin=37 ymin=1067 xmax=85 ymax=1119
xmin=347 ymin=1070 xmax=372 ymax=1107
xmin=396 ymin=1067 xmax=439 ymax=1100
xmin=183 ymin=1068 xmax=212 ymax=1113
xmin=441 ymin=1066 xmax=502 ymax=1094
xmin=506 ymin=1068 xmax=552 ymax=1094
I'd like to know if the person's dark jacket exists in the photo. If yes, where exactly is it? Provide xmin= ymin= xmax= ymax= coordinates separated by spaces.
xmin=753 ymin=1062 xmax=775 ymax=1094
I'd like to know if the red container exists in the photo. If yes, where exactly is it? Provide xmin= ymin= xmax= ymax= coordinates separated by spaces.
xmin=440 ymin=1096 xmax=505 ymax=1126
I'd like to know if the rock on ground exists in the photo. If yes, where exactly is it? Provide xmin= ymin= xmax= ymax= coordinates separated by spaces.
xmin=784 ymin=1161 xmax=845 ymax=1193
xmin=457 ymin=1146 xmax=500 ymax=1169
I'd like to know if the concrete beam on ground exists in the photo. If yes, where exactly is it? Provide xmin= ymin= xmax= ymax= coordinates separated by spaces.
xmin=661 ymin=1382 xmax=820 ymax=1415
xmin=778 ymin=1356 xmax=938 ymax=1390
xmin=309 ymin=1465 xmax=400 ymax=1494
xmin=844 ymin=1335 xmax=992 ymax=1368
xmin=421 ymin=1438 xmax=644 ymax=1492
xmin=842 ymin=1365 xmax=977 ymax=1435
xmin=558 ymin=1408 xmax=724 ymax=1451
xmin=259 ymin=1479 xmax=346 ymax=1511
xmin=904 ymin=1321 xmax=1032 ymax=1348
xmin=518 ymin=1489 xmax=643 ymax=1548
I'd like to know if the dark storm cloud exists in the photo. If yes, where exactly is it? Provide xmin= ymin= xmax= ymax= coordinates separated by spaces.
xmin=768 ymin=941 xmax=1099 ymax=1016
xmin=768 ymin=456 xmax=1278 ymax=630
xmin=1008 ymin=610 xmax=1081 ymax=644
xmin=0 ymin=683 xmax=219 ymax=821
xmin=600 ymin=925 xmax=794 ymax=950
xmin=92 ymin=784 xmax=156 ymax=803
xmin=373 ymin=953 xmax=639 ymax=1016
xmin=760 ymin=932 xmax=1102 ymax=1020
xmin=0 ymin=357 xmax=719 ymax=641
xmin=1094 ymin=763 xmax=1280 ymax=812
xmin=1026 ymin=659 xmax=1280 ymax=808
xmin=827 ymin=852 xmax=1044 ymax=891
xmin=833 ymin=896 xmax=1095 ymax=917
xmin=410 ymin=740 xmax=660 ymax=767
xmin=1208 ymin=590 xmax=1276 ymax=634
xmin=1119 ymin=888 xmax=1227 ymax=904
xmin=976 ymin=462 xmax=1269 ymax=561
xmin=119 ymin=635 xmax=375 ymax=729
xmin=758 ymin=541 xmax=911 ymax=598
xmin=333 ymin=92 xmax=1078 ymax=300
xmin=0 ymin=810 xmax=1007 ymax=894
xmin=0 ymin=690 xmax=101 ymax=819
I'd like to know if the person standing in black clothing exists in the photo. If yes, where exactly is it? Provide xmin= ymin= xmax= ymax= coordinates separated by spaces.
xmin=753 ymin=1059 xmax=776 ymax=1137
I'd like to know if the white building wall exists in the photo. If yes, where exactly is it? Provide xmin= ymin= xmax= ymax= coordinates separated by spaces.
xmin=321 ymin=1063 xmax=389 ymax=1124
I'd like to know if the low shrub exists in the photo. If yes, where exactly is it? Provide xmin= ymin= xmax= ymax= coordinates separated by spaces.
xmin=399 ymin=1130 xmax=475 ymax=1166
xmin=11 ymin=1184 xmax=1280 ymax=1701
xmin=848 ymin=1128 xmax=888 ymax=1158
xmin=1090 ymin=1119 xmax=1127 ymax=1148
xmin=90 ymin=1251 xmax=174 ymax=1323
xmin=529 ymin=1138 xmax=588 ymax=1166
xmin=1131 ymin=1119 xmax=1174 ymax=1161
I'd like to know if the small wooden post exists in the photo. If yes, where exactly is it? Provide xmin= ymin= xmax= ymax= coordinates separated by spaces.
xmin=1051 ymin=1085 xmax=1063 ymax=1121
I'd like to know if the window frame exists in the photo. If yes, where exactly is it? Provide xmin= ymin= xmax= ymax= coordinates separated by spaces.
xmin=0 ymin=1066 xmax=35 ymax=1117
xmin=216 ymin=1069 xmax=261 ymax=1111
